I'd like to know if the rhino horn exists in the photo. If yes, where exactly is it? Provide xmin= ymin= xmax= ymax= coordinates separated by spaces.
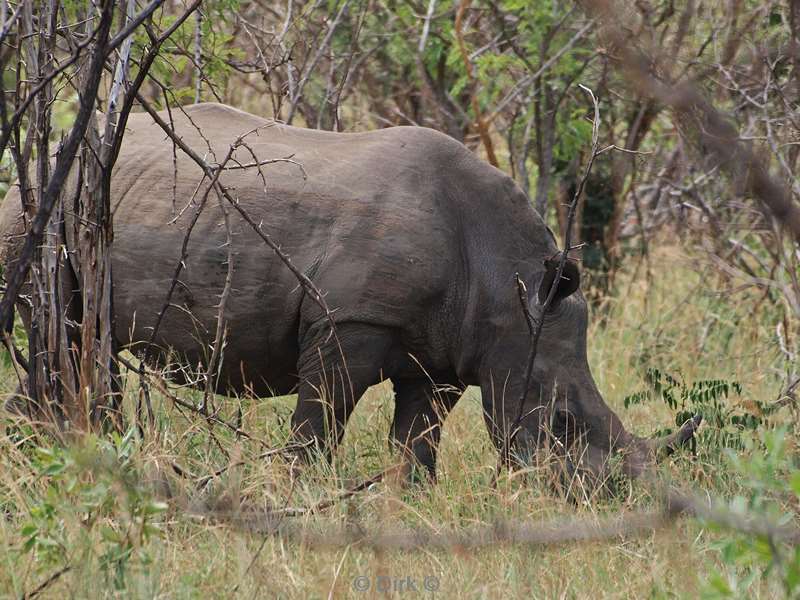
xmin=643 ymin=414 xmax=703 ymax=459
xmin=615 ymin=415 xmax=701 ymax=479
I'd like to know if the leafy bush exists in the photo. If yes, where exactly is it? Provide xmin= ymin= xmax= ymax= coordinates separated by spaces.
xmin=624 ymin=368 xmax=774 ymax=450
xmin=702 ymin=428 xmax=800 ymax=598
xmin=16 ymin=429 xmax=166 ymax=591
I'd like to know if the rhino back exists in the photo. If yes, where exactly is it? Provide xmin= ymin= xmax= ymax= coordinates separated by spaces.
xmin=0 ymin=103 xmax=551 ymax=392
xmin=110 ymin=103 xmax=483 ymax=391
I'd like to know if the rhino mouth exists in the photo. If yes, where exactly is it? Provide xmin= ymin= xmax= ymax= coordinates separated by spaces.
xmin=515 ymin=409 xmax=702 ymax=497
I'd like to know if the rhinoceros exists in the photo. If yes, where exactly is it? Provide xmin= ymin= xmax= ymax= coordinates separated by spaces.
xmin=0 ymin=103 xmax=699 ymax=482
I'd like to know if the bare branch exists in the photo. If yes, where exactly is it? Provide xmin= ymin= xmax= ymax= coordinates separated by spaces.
xmin=497 ymin=85 xmax=601 ymax=473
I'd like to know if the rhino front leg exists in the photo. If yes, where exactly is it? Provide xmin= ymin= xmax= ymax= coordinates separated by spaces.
xmin=291 ymin=321 xmax=393 ymax=462
xmin=390 ymin=375 xmax=462 ymax=480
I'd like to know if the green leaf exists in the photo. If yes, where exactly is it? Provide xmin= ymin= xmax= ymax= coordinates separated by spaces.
xmin=101 ymin=525 xmax=123 ymax=543
xmin=143 ymin=501 xmax=168 ymax=516
xmin=706 ymin=572 xmax=733 ymax=597
xmin=789 ymin=471 xmax=800 ymax=498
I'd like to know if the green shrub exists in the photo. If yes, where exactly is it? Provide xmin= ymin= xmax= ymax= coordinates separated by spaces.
xmin=702 ymin=428 xmax=800 ymax=598
xmin=17 ymin=429 xmax=166 ymax=591
xmin=624 ymin=368 xmax=774 ymax=450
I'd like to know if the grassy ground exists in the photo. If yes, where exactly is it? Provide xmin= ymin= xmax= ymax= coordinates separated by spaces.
xmin=0 ymin=244 xmax=795 ymax=599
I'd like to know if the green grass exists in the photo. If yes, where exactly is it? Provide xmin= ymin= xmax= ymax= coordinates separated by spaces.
xmin=0 ymin=244 xmax=796 ymax=599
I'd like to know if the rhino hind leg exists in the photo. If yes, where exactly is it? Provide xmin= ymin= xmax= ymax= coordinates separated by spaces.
xmin=390 ymin=375 xmax=462 ymax=480
xmin=291 ymin=321 xmax=394 ymax=461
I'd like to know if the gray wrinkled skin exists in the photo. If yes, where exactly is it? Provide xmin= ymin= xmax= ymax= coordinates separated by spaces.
xmin=0 ymin=103 xmax=679 ymax=482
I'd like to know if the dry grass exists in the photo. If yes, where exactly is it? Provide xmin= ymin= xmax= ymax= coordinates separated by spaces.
xmin=0 ymin=243 xmax=794 ymax=599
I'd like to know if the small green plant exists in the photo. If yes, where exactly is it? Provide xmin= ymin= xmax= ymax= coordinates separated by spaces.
xmin=18 ymin=429 xmax=166 ymax=591
xmin=624 ymin=368 xmax=771 ymax=450
xmin=702 ymin=428 xmax=800 ymax=598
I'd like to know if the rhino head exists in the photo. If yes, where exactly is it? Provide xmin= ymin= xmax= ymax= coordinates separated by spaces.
xmin=479 ymin=255 xmax=700 ymax=491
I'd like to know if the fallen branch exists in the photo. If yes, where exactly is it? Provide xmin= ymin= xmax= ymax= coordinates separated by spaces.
xmin=190 ymin=487 xmax=800 ymax=550
xmin=195 ymin=442 xmax=314 ymax=489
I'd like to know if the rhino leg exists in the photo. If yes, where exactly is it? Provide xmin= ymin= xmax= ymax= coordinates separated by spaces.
xmin=390 ymin=375 xmax=462 ymax=480
xmin=291 ymin=322 xmax=393 ymax=461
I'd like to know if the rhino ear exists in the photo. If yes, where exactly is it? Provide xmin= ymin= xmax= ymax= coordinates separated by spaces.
xmin=538 ymin=255 xmax=580 ymax=305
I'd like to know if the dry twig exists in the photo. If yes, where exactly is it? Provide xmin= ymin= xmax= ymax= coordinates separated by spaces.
xmin=495 ymin=85 xmax=601 ymax=475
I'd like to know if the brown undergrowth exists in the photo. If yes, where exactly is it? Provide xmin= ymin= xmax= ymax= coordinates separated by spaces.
xmin=0 ymin=243 xmax=796 ymax=599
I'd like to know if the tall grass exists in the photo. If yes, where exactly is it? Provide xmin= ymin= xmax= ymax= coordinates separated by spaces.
xmin=0 ymin=243 xmax=795 ymax=598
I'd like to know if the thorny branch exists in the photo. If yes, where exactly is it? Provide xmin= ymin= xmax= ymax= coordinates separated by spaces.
xmin=116 ymin=353 xmax=273 ymax=447
xmin=202 ymin=167 xmax=236 ymax=415
xmin=0 ymin=0 xmax=116 ymax=332
xmin=496 ymin=85 xmax=601 ymax=473
xmin=132 ymin=94 xmax=338 ymax=341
